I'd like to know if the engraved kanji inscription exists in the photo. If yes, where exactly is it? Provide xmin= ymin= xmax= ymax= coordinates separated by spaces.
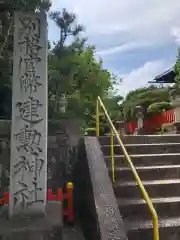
xmin=19 ymin=35 xmax=42 ymax=58
xmin=13 ymin=187 xmax=29 ymax=208
xmin=27 ymin=183 xmax=44 ymax=207
xmin=16 ymin=97 xmax=43 ymax=124
xmin=10 ymin=12 xmax=47 ymax=216
xmin=19 ymin=56 xmax=41 ymax=71
xmin=18 ymin=17 xmax=41 ymax=59
xmin=19 ymin=17 xmax=40 ymax=38
xmin=20 ymin=57 xmax=42 ymax=93
xmin=15 ymin=125 xmax=42 ymax=154
xmin=13 ymin=155 xmax=44 ymax=183
xmin=20 ymin=72 xmax=41 ymax=93
xmin=13 ymin=156 xmax=33 ymax=180
xmin=13 ymin=184 xmax=44 ymax=209
xmin=13 ymin=154 xmax=44 ymax=209
xmin=18 ymin=16 xmax=42 ymax=94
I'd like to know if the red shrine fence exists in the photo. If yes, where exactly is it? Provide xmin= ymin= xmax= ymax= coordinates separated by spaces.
xmin=126 ymin=109 xmax=175 ymax=134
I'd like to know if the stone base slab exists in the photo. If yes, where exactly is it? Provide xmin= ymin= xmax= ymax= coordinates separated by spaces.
xmin=172 ymin=122 xmax=180 ymax=134
xmin=134 ymin=128 xmax=145 ymax=135
xmin=0 ymin=202 xmax=63 ymax=239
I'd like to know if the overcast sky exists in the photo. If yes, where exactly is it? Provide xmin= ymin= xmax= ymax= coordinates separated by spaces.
xmin=48 ymin=0 xmax=180 ymax=96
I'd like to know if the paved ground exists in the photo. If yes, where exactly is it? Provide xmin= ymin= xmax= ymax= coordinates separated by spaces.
xmin=62 ymin=225 xmax=85 ymax=240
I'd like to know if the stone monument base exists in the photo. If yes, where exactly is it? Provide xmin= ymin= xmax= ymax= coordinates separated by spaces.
xmin=172 ymin=122 xmax=180 ymax=134
xmin=0 ymin=202 xmax=63 ymax=240
xmin=134 ymin=128 xmax=146 ymax=135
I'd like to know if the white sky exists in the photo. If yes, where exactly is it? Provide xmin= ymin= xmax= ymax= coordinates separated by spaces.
xmin=50 ymin=0 xmax=180 ymax=96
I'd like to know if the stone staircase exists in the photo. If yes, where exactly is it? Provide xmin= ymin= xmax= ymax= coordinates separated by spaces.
xmin=99 ymin=135 xmax=180 ymax=240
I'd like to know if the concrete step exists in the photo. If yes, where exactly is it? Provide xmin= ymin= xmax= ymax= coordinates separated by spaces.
xmin=98 ymin=135 xmax=180 ymax=145
xmin=104 ymin=153 xmax=180 ymax=167
xmin=108 ymin=165 xmax=180 ymax=181
xmin=125 ymin=217 xmax=180 ymax=240
xmin=118 ymin=197 xmax=180 ymax=219
xmin=101 ymin=143 xmax=180 ymax=155
xmin=114 ymin=179 xmax=180 ymax=199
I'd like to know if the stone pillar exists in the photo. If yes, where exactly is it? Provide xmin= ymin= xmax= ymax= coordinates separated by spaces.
xmin=115 ymin=120 xmax=125 ymax=135
xmin=0 ymin=12 xmax=62 ymax=240
xmin=59 ymin=94 xmax=67 ymax=113
xmin=135 ymin=105 xmax=144 ymax=135
xmin=9 ymin=11 xmax=48 ymax=217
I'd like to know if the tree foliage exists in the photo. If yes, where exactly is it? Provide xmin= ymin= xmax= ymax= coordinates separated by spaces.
xmin=120 ymin=86 xmax=171 ymax=121
xmin=49 ymin=9 xmax=84 ymax=48
xmin=47 ymin=9 xmax=119 ymax=128
xmin=147 ymin=101 xmax=172 ymax=114
xmin=174 ymin=48 xmax=180 ymax=87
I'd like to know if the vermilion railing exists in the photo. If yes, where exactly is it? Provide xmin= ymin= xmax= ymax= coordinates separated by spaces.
xmin=126 ymin=109 xmax=175 ymax=134
xmin=0 ymin=182 xmax=74 ymax=222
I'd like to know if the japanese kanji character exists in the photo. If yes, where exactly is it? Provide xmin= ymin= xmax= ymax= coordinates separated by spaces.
xmin=19 ymin=36 xmax=42 ymax=58
xmin=18 ymin=17 xmax=42 ymax=58
xmin=13 ymin=156 xmax=33 ymax=179
xmin=13 ymin=187 xmax=29 ymax=208
xmin=27 ymin=182 xmax=44 ymax=207
xmin=19 ymin=17 xmax=40 ymax=39
xmin=13 ymin=178 xmax=44 ymax=209
xmin=15 ymin=125 xmax=42 ymax=154
xmin=19 ymin=57 xmax=42 ymax=93
xmin=20 ymin=73 xmax=41 ymax=93
xmin=13 ymin=186 xmax=43 ymax=209
xmin=16 ymin=96 xmax=43 ymax=124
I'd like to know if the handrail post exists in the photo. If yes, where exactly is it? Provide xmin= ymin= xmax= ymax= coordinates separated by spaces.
xmin=110 ymin=128 xmax=115 ymax=183
xmin=96 ymin=99 xmax=100 ymax=136
xmin=153 ymin=216 xmax=159 ymax=240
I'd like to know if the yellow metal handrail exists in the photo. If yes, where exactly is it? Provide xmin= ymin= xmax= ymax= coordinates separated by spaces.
xmin=96 ymin=96 xmax=159 ymax=240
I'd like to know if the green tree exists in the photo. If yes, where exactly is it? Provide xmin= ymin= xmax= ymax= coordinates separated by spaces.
xmin=147 ymin=101 xmax=172 ymax=114
xmin=48 ymin=10 xmax=116 ymax=127
xmin=174 ymin=48 xmax=180 ymax=87
xmin=48 ymin=9 xmax=85 ymax=117
xmin=49 ymin=42 xmax=115 ymax=126
xmin=120 ymin=86 xmax=171 ymax=121
xmin=49 ymin=9 xmax=84 ymax=49
xmin=67 ymin=47 xmax=114 ymax=126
